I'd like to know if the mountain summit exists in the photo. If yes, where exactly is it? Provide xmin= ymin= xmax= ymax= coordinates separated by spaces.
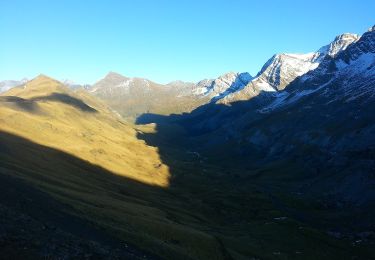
xmin=217 ymin=31 xmax=362 ymax=104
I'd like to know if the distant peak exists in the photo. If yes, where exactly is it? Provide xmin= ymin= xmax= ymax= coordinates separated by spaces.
xmin=33 ymin=74 xmax=57 ymax=82
xmin=107 ymin=71 xmax=121 ymax=76
xmin=105 ymin=71 xmax=126 ymax=78
xmin=368 ymin=25 xmax=375 ymax=32
xmin=36 ymin=73 xmax=48 ymax=78
xmin=317 ymin=33 xmax=359 ymax=58
xmin=333 ymin=33 xmax=360 ymax=42
xmin=167 ymin=80 xmax=193 ymax=85
xmin=218 ymin=71 xmax=252 ymax=81
xmin=220 ymin=71 xmax=237 ymax=77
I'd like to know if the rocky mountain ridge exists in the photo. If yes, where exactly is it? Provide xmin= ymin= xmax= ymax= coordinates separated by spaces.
xmin=2 ymin=27 xmax=372 ymax=121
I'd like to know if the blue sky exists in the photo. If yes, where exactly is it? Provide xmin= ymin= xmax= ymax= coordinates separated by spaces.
xmin=1 ymin=0 xmax=374 ymax=84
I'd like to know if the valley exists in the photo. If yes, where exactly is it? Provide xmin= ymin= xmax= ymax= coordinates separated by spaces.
xmin=0 ymin=22 xmax=374 ymax=260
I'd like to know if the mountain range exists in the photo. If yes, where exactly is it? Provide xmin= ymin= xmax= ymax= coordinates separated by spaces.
xmin=0 ymin=25 xmax=374 ymax=259
xmin=2 ymin=28 xmax=365 ymax=119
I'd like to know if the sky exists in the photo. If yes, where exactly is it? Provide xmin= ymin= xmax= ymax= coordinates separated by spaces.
xmin=1 ymin=0 xmax=374 ymax=84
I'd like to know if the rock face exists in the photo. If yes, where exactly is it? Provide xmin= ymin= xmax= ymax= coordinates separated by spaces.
xmin=322 ymin=33 xmax=360 ymax=57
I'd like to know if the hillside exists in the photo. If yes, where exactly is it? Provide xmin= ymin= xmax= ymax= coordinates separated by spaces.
xmin=0 ymin=75 xmax=169 ymax=186
xmin=2 ymin=75 xmax=373 ymax=259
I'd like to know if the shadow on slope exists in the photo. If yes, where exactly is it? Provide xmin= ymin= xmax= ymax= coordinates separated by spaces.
xmin=0 ymin=170 xmax=156 ymax=259
xmin=0 ymin=96 xmax=41 ymax=113
xmin=30 ymin=93 xmax=98 ymax=113
xmin=0 ymin=93 xmax=97 ymax=114
xmin=0 ymin=130 xmax=238 ymax=259
xmin=0 ymin=131 xmax=161 ymax=259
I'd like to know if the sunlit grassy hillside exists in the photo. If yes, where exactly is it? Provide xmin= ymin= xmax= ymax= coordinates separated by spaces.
xmin=0 ymin=75 xmax=169 ymax=187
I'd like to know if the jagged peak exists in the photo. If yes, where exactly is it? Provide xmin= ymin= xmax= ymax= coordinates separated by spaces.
xmin=368 ymin=25 xmax=375 ymax=32
xmin=215 ymin=71 xmax=252 ymax=84
xmin=256 ymin=55 xmax=274 ymax=77
xmin=218 ymin=71 xmax=238 ymax=78
xmin=195 ymin=78 xmax=213 ymax=87
xmin=317 ymin=33 xmax=359 ymax=58
xmin=333 ymin=33 xmax=360 ymax=42
xmin=219 ymin=71 xmax=251 ymax=78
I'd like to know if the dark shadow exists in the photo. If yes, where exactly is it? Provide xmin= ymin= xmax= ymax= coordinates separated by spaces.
xmin=0 ymin=130 xmax=159 ymax=259
xmin=30 ymin=92 xmax=97 ymax=113
xmin=0 ymin=96 xmax=41 ymax=113
xmin=0 ymin=93 xmax=97 ymax=114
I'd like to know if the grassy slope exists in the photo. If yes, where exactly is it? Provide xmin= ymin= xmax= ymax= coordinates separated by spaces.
xmin=0 ymin=76 xmax=372 ymax=259
xmin=0 ymin=75 xmax=169 ymax=187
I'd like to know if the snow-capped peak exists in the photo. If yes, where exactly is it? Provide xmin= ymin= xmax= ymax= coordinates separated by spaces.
xmin=253 ymin=52 xmax=320 ymax=91
xmin=244 ymin=33 xmax=360 ymax=92
xmin=192 ymin=72 xmax=253 ymax=99
xmin=317 ymin=33 xmax=360 ymax=58
xmin=219 ymin=30 xmax=364 ymax=104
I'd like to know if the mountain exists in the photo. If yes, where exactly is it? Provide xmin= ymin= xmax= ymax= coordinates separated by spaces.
xmin=0 ymin=78 xmax=28 ymax=93
xmin=0 ymin=78 xmax=90 ymax=94
xmin=193 ymin=72 xmax=253 ymax=101
xmin=89 ymin=72 xmax=200 ymax=119
xmin=133 ymin=26 xmax=375 ymax=248
xmin=127 ymin=33 xmax=358 ymax=111
xmin=217 ymin=33 xmax=360 ymax=104
xmin=61 ymin=79 xmax=91 ymax=90
xmin=166 ymin=25 xmax=374 ymax=192
xmin=90 ymin=71 xmax=252 ymax=120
